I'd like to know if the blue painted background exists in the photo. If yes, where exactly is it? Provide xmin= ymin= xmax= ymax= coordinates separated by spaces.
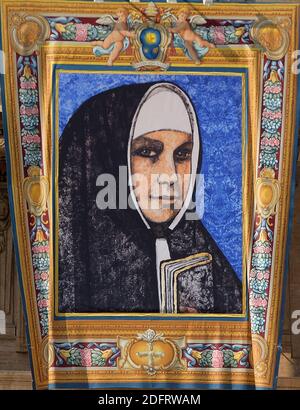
xmin=58 ymin=72 xmax=243 ymax=279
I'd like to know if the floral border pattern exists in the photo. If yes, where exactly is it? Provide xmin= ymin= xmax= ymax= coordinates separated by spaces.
xmin=249 ymin=59 xmax=285 ymax=336
xmin=52 ymin=342 xmax=120 ymax=368
xmin=183 ymin=343 xmax=251 ymax=369
xmin=17 ymin=53 xmax=50 ymax=338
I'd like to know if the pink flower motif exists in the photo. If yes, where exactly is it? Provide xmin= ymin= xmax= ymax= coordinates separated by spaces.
xmin=264 ymin=85 xmax=281 ymax=94
xmin=261 ymin=299 xmax=268 ymax=307
xmin=81 ymin=348 xmax=92 ymax=367
xmin=22 ymin=135 xmax=41 ymax=144
xmin=255 ymin=246 xmax=269 ymax=253
xmin=30 ymin=106 xmax=39 ymax=115
xmin=212 ymin=350 xmax=224 ymax=368
xmin=75 ymin=24 xmax=88 ymax=42
xmin=20 ymin=79 xmax=37 ymax=89
xmin=254 ymin=245 xmax=272 ymax=254
xmin=262 ymin=137 xmax=273 ymax=147
xmin=250 ymin=269 xmax=256 ymax=278
xmin=34 ymin=273 xmax=41 ymax=281
xmin=256 ymin=272 xmax=264 ymax=280
xmin=272 ymin=86 xmax=282 ymax=93
xmin=32 ymin=245 xmax=49 ymax=253
xmin=252 ymin=297 xmax=268 ymax=308
xmin=263 ymin=109 xmax=282 ymax=120
xmin=41 ymin=272 xmax=48 ymax=281
xmin=20 ymin=105 xmax=39 ymax=116
xmin=38 ymin=299 xmax=49 ymax=308
xmin=266 ymin=111 xmax=278 ymax=120
xmin=213 ymin=27 xmax=226 ymax=45
xmin=261 ymin=138 xmax=279 ymax=147
xmin=264 ymin=272 xmax=270 ymax=280
xmin=262 ymin=111 xmax=268 ymax=118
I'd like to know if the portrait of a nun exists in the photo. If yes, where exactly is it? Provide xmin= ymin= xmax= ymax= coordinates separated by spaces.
xmin=58 ymin=81 xmax=242 ymax=314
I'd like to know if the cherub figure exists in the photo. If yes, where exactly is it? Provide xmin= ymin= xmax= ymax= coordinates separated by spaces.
xmin=168 ymin=7 xmax=215 ymax=64
xmin=91 ymin=8 xmax=135 ymax=65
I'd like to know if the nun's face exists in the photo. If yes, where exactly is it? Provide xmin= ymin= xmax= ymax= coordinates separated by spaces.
xmin=130 ymin=130 xmax=192 ymax=223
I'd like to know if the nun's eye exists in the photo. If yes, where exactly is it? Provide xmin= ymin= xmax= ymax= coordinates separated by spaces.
xmin=174 ymin=148 xmax=192 ymax=162
xmin=132 ymin=148 xmax=159 ymax=158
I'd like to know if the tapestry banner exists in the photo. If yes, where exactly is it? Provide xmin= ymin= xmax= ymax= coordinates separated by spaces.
xmin=0 ymin=0 xmax=299 ymax=389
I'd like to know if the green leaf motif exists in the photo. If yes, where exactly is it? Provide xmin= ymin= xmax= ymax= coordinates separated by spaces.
xmin=91 ymin=349 xmax=106 ymax=367
xmin=66 ymin=348 xmax=82 ymax=366
xmin=199 ymin=350 xmax=213 ymax=367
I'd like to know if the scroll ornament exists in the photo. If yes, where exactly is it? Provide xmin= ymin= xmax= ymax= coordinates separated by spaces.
xmin=251 ymin=17 xmax=290 ymax=60
xmin=118 ymin=329 xmax=186 ymax=375
xmin=256 ymin=168 xmax=280 ymax=219
xmin=10 ymin=13 xmax=50 ymax=56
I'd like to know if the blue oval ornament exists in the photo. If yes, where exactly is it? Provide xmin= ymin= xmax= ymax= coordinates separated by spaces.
xmin=140 ymin=27 xmax=161 ymax=60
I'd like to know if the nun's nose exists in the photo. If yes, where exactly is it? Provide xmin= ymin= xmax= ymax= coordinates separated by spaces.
xmin=157 ymin=156 xmax=178 ymax=185
xmin=157 ymin=172 xmax=178 ymax=185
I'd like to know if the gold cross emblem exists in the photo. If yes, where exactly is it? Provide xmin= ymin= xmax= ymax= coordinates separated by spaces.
xmin=136 ymin=342 xmax=165 ymax=374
